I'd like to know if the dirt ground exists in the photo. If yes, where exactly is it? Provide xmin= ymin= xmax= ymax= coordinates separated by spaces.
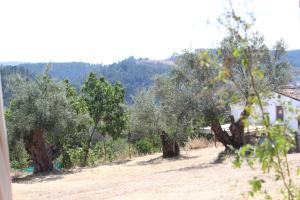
xmin=12 ymin=146 xmax=300 ymax=200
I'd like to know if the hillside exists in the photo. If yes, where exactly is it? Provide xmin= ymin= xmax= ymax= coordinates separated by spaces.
xmin=1 ymin=50 xmax=299 ymax=103
xmin=286 ymin=49 xmax=300 ymax=68
xmin=12 ymin=146 xmax=300 ymax=200
xmin=15 ymin=57 xmax=171 ymax=103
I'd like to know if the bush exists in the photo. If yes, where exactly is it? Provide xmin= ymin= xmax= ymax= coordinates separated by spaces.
xmin=134 ymin=138 xmax=154 ymax=154
xmin=61 ymin=150 xmax=72 ymax=169
xmin=96 ymin=138 xmax=134 ymax=163
xmin=63 ymin=138 xmax=134 ymax=167
xmin=10 ymin=140 xmax=30 ymax=169
xmin=67 ymin=146 xmax=86 ymax=167
xmin=105 ymin=138 xmax=132 ymax=161
xmin=148 ymin=134 xmax=162 ymax=151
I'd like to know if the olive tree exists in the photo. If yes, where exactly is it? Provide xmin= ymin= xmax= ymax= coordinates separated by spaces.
xmin=6 ymin=71 xmax=76 ymax=173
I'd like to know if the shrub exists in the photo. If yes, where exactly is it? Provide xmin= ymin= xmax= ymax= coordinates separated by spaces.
xmin=99 ymin=138 xmax=136 ymax=163
xmin=134 ymin=138 xmax=154 ymax=154
xmin=10 ymin=140 xmax=30 ymax=169
xmin=67 ymin=146 xmax=86 ymax=167
xmin=105 ymin=138 xmax=131 ymax=161
xmin=63 ymin=138 xmax=134 ymax=167
xmin=59 ymin=137 xmax=142 ymax=167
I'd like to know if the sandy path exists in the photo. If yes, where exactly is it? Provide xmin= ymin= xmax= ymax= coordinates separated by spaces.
xmin=12 ymin=147 xmax=300 ymax=200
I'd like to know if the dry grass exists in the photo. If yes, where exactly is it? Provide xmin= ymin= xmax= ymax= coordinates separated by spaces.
xmin=184 ymin=138 xmax=215 ymax=150
xmin=12 ymin=147 xmax=300 ymax=200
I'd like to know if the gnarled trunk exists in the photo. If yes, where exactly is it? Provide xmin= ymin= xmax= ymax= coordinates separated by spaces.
xmin=211 ymin=121 xmax=232 ymax=148
xmin=211 ymin=106 xmax=250 ymax=149
xmin=160 ymin=131 xmax=180 ymax=158
xmin=24 ymin=130 xmax=53 ymax=174
xmin=229 ymin=115 xmax=245 ymax=148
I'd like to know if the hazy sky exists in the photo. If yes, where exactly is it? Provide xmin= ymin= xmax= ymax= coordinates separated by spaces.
xmin=0 ymin=0 xmax=299 ymax=64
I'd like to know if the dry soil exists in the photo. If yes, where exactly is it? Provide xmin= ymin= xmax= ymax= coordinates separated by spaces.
xmin=12 ymin=146 xmax=300 ymax=200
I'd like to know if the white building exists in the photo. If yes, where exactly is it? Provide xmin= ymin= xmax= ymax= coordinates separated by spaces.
xmin=231 ymin=88 xmax=300 ymax=132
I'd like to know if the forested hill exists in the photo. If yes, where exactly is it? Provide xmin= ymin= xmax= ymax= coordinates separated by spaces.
xmin=1 ymin=50 xmax=299 ymax=104
xmin=2 ymin=57 xmax=172 ymax=103
xmin=97 ymin=57 xmax=172 ymax=103
xmin=286 ymin=50 xmax=300 ymax=68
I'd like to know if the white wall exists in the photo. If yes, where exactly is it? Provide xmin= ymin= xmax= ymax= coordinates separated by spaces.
xmin=230 ymin=93 xmax=300 ymax=131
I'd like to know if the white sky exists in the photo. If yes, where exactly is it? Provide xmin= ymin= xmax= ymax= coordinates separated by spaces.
xmin=0 ymin=0 xmax=299 ymax=64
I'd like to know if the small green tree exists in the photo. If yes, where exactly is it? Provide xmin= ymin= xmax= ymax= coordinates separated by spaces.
xmin=81 ymin=72 xmax=127 ymax=165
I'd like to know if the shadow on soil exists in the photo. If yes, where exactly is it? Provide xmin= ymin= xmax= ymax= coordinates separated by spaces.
xmin=102 ymin=159 xmax=131 ymax=166
xmin=12 ymin=159 xmax=132 ymax=184
xmin=212 ymin=149 xmax=236 ymax=164
xmin=159 ymin=163 xmax=214 ymax=173
xmin=12 ymin=169 xmax=78 ymax=184
xmin=136 ymin=155 xmax=199 ymax=166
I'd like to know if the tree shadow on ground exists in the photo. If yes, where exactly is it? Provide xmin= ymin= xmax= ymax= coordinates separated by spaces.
xmin=158 ymin=163 xmax=213 ymax=173
xmin=136 ymin=154 xmax=199 ymax=166
xmin=102 ymin=159 xmax=131 ymax=166
xmin=212 ymin=149 xmax=236 ymax=164
xmin=12 ymin=169 xmax=76 ymax=184
xmin=12 ymin=159 xmax=132 ymax=184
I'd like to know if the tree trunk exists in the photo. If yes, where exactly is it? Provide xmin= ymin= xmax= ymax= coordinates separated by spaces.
xmin=129 ymin=144 xmax=132 ymax=159
xmin=211 ymin=105 xmax=250 ymax=149
xmin=24 ymin=130 xmax=53 ymax=174
xmin=211 ymin=121 xmax=232 ymax=148
xmin=229 ymin=115 xmax=245 ymax=148
xmin=103 ymin=140 xmax=107 ymax=163
xmin=160 ymin=131 xmax=180 ymax=158
xmin=82 ymin=122 xmax=99 ymax=166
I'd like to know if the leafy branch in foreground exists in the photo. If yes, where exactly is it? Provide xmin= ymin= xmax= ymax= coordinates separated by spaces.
xmin=221 ymin=1 xmax=299 ymax=199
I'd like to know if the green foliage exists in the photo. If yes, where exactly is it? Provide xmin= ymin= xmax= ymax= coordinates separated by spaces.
xmin=82 ymin=72 xmax=127 ymax=139
xmin=6 ymin=67 xmax=129 ymax=168
xmin=169 ymin=50 xmax=229 ymax=125
xmin=63 ymin=143 xmax=99 ymax=167
xmin=0 ymin=65 xmax=33 ymax=107
xmin=6 ymin=69 xmax=76 ymax=144
xmin=134 ymin=138 xmax=155 ymax=154
xmin=235 ymin=125 xmax=299 ymax=199
xmin=248 ymin=177 xmax=264 ymax=197
xmin=6 ymin=68 xmax=78 ymax=169
xmin=64 ymin=79 xmax=88 ymax=114
xmin=130 ymin=50 xmax=231 ymax=147
xmin=9 ymin=140 xmax=30 ymax=169
xmin=80 ymin=72 xmax=128 ymax=165
xmin=218 ymin=16 xmax=292 ymax=104
xmin=129 ymin=89 xmax=162 ymax=143
xmin=64 ymin=138 xmax=132 ymax=166
xmin=67 ymin=146 xmax=86 ymax=167
xmin=219 ymin=4 xmax=298 ymax=199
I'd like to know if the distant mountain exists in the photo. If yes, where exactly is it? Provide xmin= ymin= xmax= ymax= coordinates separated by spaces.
xmin=18 ymin=62 xmax=98 ymax=86
xmin=286 ymin=50 xmax=300 ymax=68
xmin=12 ymin=57 xmax=172 ymax=103
xmin=0 ymin=62 xmax=25 ymax=66
xmin=1 ymin=49 xmax=299 ymax=104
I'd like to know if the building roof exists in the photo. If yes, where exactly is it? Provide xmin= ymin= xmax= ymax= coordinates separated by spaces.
xmin=276 ymin=88 xmax=300 ymax=101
